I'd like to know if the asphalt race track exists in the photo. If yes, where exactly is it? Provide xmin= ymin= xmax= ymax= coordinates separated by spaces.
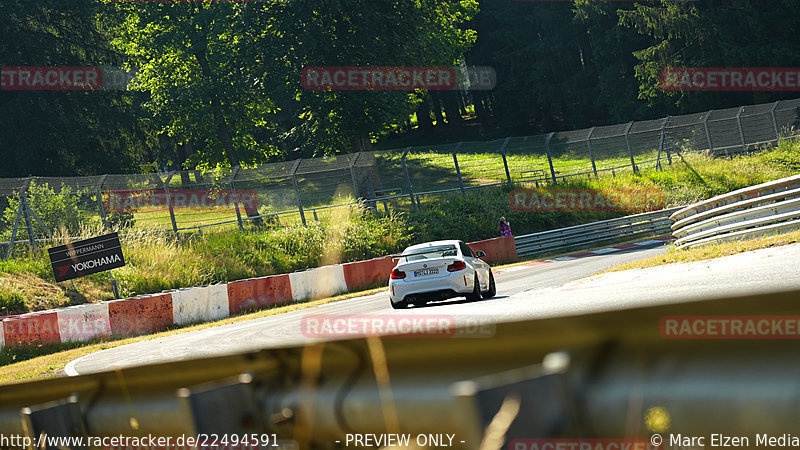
xmin=66 ymin=241 xmax=800 ymax=375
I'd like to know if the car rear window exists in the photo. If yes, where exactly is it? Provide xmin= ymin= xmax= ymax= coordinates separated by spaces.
xmin=402 ymin=245 xmax=458 ymax=261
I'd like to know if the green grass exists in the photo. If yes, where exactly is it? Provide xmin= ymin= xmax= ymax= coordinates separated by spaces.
xmin=27 ymin=147 xmax=658 ymax=235
xmin=403 ymin=139 xmax=800 ymax=243
xmin=604 ymin=229 xmax=800 ymax=273
xmin=1 ymin=140 xmax=798 ymax=381
xmin=371 ymin=148 xmax=655 ymax=197
xmin=0 ymin=205 xmax=411 ymax=313
xmin=1 ymin=139 xmax=798 ymax=315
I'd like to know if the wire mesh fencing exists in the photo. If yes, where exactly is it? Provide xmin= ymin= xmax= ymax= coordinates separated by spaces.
xmin=1 ymin=98 xmax=799 ymax=256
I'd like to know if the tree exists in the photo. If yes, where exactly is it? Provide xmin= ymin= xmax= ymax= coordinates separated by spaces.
xmin=106 ymin=2 xmax=284 ymax=168
xmin=107 ymin=0 xmax=477 ymax=162
xmin=0 ymin=0 xmax=154 ymax=177
xmin=619 ymin=0 xmax=800 ymax=113
xmin=465 ymin=1 xmax=603 ymax=132
xmin=256 ymin=0 xmax=478 ymax=156
xmin=1 ymin=182 xmax=87 ymax=240
xmin=574 ymin=1 xmax=654 ymax=123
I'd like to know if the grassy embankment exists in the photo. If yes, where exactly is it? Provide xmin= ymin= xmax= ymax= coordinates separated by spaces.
xmin=0 ymin=140 xmax=798 ymax=381
xmin=1 ymin=138 xmax=798 ymax=317
xmin=122 ymin=148 xmax=651 ymax=230
xmin=607 ymin=229 xmax=800 ymax=273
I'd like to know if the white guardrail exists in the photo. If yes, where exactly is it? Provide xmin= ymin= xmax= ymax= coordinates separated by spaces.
xmin=514 ymin=207 xmax=682 ymax=257
xmin=671 ymin=174 xmax=800 ymax=249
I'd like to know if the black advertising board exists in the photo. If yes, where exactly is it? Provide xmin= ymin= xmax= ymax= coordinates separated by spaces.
xmin=48 ymin=233 xmax=126 ymax=282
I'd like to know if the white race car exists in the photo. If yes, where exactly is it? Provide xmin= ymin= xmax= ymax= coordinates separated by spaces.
xmin=388 ymin=239 xmax=496 ymax=309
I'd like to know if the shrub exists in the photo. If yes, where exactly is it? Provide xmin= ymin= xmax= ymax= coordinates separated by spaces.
xmin=1 ymin=182 xmax=88 ymax=240
xmin=760 ymin=137 xmax=800 ymax=171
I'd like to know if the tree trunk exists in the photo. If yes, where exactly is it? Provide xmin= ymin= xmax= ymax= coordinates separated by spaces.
xmin=176 ymin=140 xmax=192 ymax=185
xmin=193 ymin=47 xmax=239 ymax=168
xmin=181 ymin=139 xmax=205 ymax=184
xmin=350 ymin=135 xmax=373 ymax=153
xmin=431 ymin=92 xmax=446 ymax=126
xmin=443 ymin=91 xmax=463 ymax=124
xmin=475 ymin=91 xmax=491 ymax=127
xmin=192 ymin=45 xmax=256 ymax=223
xmin=211 ymin=96 xmax=239 ymax=167
xmin=416 ymin=96 xmax=434 ymax=135
xmin=457 ymin=92 xmax=467 ymax=117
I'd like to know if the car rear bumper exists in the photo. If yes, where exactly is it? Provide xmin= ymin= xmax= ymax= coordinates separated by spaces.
xmin=389 ymin=271 xmax=475 ymax=304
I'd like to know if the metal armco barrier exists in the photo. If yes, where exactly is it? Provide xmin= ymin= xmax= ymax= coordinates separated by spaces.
xmin=0 ymin=288 xmax=799 ymax=448
xmin=671 ymin=175 xmax=800 ymax=248
xmin=514 ymin=207 xmax=682 ymax=257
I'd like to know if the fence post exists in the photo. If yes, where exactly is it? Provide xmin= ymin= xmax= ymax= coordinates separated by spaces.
xmin=499 ymin=137 xmax=512 ymax=184
xmin=163 ymin=172 xmax=179 ymax=235
xmin=623 ymin=121 xmax=637 ymax=172
xmin=350 ymin=152 xmax=361 ymax=199
xmin=586 ymin=127 xmax=598 ymax=178
xmin=4 ymin=201 xmax=23 ymax=260
xmin=452 ymin=142 xmax=466 ymax=198
xmin=290 ymin=159 xmax=306 ymax=226
xmin=656 ymin=122 xmax=666 ymax=171
xmin=96 ymin=175 xmax=109 ymax=230
xmin=703 ymin=111 xmax=714 ymax=154
xmin=349 ymin=152 xmax=373 ymax=213
xmin=21 ymin=191 xmax=36 ymax=247
xmin=736 ymin=106 xmax=746 ymax=155
xmin=19 ymin=179 xmax=52 ymax=241
xmin=26 ymin=197 xmax=52 ymax=240
xmin=664 ymin=115 xmax=673 ymax=165
xmin=544 ymin=132 xmax=557 ymax=183
xmin=229 ymin=166 xmax=244 ymax=232
xmin=770 ymin=101 xmax=781 ymax=141
xmin=401 ymin=147 xmax=417 ymax=210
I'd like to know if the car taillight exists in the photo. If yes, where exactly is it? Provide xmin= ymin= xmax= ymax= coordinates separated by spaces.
xmin=391 ymin=269 xmax=406 ymax=279
xmin=447 ymin=261 xmax=466 ymax=272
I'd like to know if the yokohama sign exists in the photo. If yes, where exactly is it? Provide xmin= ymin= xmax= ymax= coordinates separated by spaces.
xmin=104 ymin=189 xmax=259 ymax=213
xmin=48 ymin=233 xmax=126 ymax=282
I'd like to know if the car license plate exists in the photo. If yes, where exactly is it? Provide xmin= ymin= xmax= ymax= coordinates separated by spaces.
xmin=414 ymin=269 xmax=438 ymax=277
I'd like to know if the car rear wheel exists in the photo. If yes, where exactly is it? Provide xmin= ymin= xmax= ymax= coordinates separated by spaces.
xmin=466 ymin=276 xmax=482 ymax=302
xmin=391 ymin=299 xmax=408 ymax=309
xmin=482 ymin=272 xmax=496 ymax=299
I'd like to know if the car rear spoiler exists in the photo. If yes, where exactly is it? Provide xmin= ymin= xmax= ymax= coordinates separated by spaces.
xmin=387 ymin=247 xmax=457 ymax=259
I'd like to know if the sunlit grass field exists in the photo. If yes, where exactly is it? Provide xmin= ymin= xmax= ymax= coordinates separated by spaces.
xmin=1 ymin=138 xmax=798 ymax=318
xmin=112 ymin=149 xmax=660 ymax=232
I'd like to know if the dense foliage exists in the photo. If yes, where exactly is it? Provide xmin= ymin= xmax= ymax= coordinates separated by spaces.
xmin=3 ymin=1 xmax=798 ymax=175
xmin=2 ymin=141 xmax=799 ymax=314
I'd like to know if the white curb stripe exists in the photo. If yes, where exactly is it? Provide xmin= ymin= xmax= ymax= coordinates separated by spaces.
xmin=172 ymin=284 xmax=230 ymax=326
xmin=289 ymin=265 xmax=347 ymax=301
xmin=57 ymin=303 xmax=111 ymax=342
